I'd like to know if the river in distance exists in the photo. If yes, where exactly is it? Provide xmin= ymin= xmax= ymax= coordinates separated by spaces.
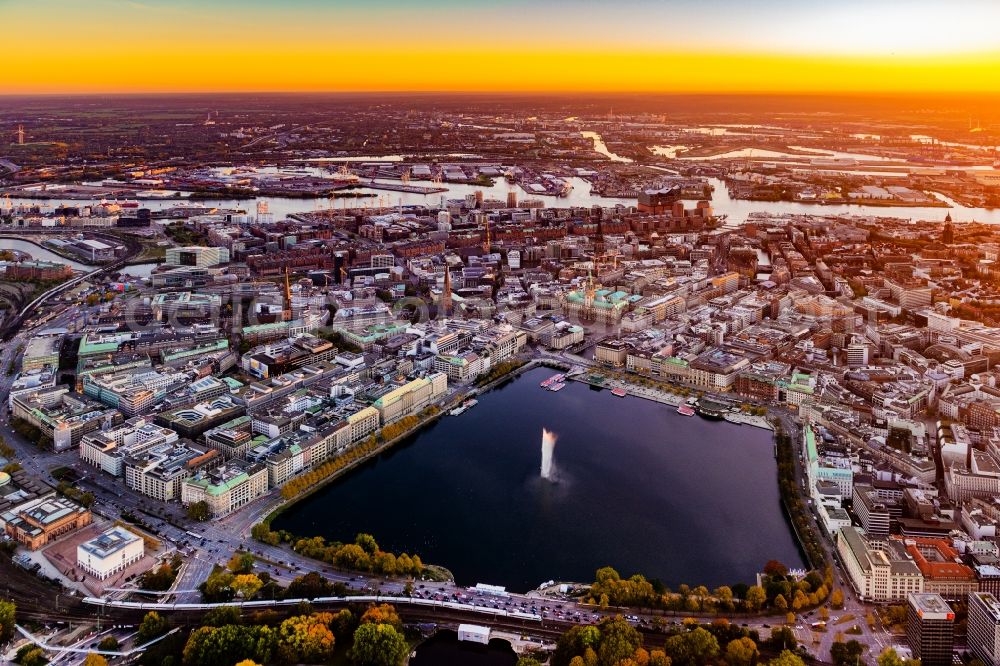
xmin=9 ymin=170 xmax=1000 ymax=224
xmin=272 ymin=366 xmax=804 ymax=592
xmin=0 ymin=238 xmax=159 ymax=280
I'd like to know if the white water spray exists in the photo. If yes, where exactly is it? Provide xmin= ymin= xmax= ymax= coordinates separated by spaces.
xmin=541 ymin=428 xmax=557 ymax=481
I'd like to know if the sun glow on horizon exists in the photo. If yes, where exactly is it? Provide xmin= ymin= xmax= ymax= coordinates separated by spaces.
xmin=2 ymin=0 xmax=999 ymax=94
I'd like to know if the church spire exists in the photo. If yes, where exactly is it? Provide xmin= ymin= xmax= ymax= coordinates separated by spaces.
xmin=283 ymin=266 xmax=293 ymax=321
xmin=441 ymin=265 xmax=453 ymax=317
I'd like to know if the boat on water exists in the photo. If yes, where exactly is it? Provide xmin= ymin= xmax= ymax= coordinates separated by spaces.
xmin=696 ymin=399 xmax=727 ymax=420
xmin=611 ymin=388 xmax=627 ymax=397
xmin=540 ymin=373 xmax=564 ymax=388
xmin=548 ymin=382 xmax=566 ymax=392
xmin=677 ymin=404 xmax=696 ymax=417
xmin=100 ymin=198 xmax=139 ymax=208
xmin=450 ymin=398 xmax=478 ymax=416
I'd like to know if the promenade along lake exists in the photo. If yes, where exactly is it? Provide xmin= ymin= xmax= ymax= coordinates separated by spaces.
xmin=272 ymin=367 xmax=804 ymax=591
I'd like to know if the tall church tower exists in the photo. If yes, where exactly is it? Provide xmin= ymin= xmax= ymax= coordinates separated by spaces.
xmin=283 ymin=266 xmax=293 ymax=321
xmin=942 ymin=212 xmax=954 ymax=245
xmin=584 ymin=270 xmax=596 ymax=310
xmin=440 ymin=265 xmax=453 ymax=317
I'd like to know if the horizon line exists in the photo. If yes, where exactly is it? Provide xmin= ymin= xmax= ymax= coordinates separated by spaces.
xmin=3 ymin=89 xmax=1000 ymax=98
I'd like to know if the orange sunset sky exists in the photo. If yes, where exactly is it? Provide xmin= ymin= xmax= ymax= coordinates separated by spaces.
xmin=2 ymin=0 xmax=999 ymax=94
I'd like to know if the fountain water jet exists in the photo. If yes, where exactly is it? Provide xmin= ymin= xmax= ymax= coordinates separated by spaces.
xmin=540 ymin=429 xmax=557 ymax=481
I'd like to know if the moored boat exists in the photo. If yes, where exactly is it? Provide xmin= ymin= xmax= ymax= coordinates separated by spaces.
xmin=696 ymin=399 xmax=727 ymax=419
xmin=450 ymin=398 xmax=478 ymax=415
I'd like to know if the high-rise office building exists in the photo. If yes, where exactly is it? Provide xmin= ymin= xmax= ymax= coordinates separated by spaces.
xmin=969 ymin=592 xmax=1000 ymax=666
xmin=906 ymin=593 xmax=954 ymax=666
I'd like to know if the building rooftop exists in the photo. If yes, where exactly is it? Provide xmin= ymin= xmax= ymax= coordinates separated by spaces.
xmin=79 ymin=526 xmax=142 ymax=559
xmin=908 ymin=592 xmax=954 ymax=620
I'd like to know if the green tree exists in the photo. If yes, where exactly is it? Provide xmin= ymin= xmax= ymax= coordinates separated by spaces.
xmin=97 ymin=636 xmax=119 ymax=651
xmin=664 ymin=627 xmax=720 ymax=666
xmin=517 ymin=658 xmax=544 ymax=666
xmin=355 ymin=533 xmax=379 ymax=555
xmin=360 ymin=604 xmax=403 ymax=632
xmin=650 ymin=649 xmax=671 ymax=666
xmin=181 ymin=625 xmax=276 ymax=666
xmin=373 ymin=551 xmax=398 ymax=576
xmin=186 ymin=501 xmax=210 ymax=522
xmin=768 ymin=650 xmax=806 ymax=666
xmin=715 ymin=586 xmax=734 ymax=611
xmin=141 ymin=562 xmax=178 ymax=591
xmin=331 ymin=609 xmax=357 ymax=639
xmin=773 ymin=595 xmax=788 ymax=612
xmin=277 ymin=613 xmax=335 ymax=663
xmin=201 ymin=570 xmax=235 ymax=602
xmin=830 ymin=589 xmax=845 ymax=608
xmin=766 ymin=627 xmax=797 ymax=652
xmin=725 ymin=637 xmax=759 ymax=666
xmin=596 ymin=616 xmax=642 ymax=666
xmin=0 ymin=600 xmax=15 ymax=643
xmin=876 ymin=648 xmax=905 ymax=666
xmin=228 ymin=551 xmax=255 ymax=574
xmin=83 ymin=654 xmax=108 ymax=666
xmin=286 ymin=572 xmax=333 ymax=600
xmin=203 ymin=606 xmax=242 ymax=627
xmin=19 ymin=646 xmax=48 ymax=666
xmin=348 ymin=623 xmax=408 ymax=666
xmin=137 ymin=611 xmax=169 ymax=644
xmin=744 ymin=586 xmax=766 ymax=611
xmin=334 ymin=543 xmax=371 ymax=570
xmin=251 ymin=523 xmax=281 ymax=545
xmin=830 ymin=640 xmax=867 ymax=666
xmin=553 ymin=625 xmax=602 ymax=666
xmin=232 ymin=574 xmax=263 ymax=599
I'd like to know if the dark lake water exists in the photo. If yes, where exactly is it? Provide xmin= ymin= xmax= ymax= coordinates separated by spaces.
xmin=410 ymin=631 xmax=516 ymax=666
xmin=273 ymin=366 xmax=804 ymax=591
